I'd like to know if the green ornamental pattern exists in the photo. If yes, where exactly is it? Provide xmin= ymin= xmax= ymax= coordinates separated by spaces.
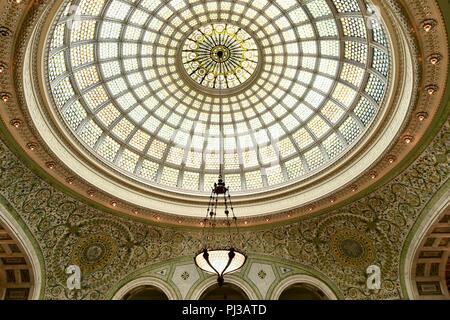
xmin=0 ymin=119 xmax=448 ymax=299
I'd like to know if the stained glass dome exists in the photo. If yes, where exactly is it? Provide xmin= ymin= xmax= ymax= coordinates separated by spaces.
xmin=46 ymin=0 xmax=391 ymax=195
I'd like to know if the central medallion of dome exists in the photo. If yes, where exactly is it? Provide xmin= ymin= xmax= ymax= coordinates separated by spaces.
xmin=181 ymin=23 xmax=259 ymax=91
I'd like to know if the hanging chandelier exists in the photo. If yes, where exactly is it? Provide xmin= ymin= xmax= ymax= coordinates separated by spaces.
xmin=194 ymin=174 xmax=247 ymax=287
xmin=194 ymin=66 xmax=246 ymax=287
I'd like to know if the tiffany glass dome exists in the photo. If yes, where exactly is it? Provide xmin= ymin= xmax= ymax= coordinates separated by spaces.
xmin=46 ymin=0 xmax=391 ymax=195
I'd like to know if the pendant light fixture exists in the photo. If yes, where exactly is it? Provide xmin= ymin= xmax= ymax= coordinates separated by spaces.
xmin=194 ymin=52 xmax=247 ymax=286
xmin=193 ymin=175 xmax=247 ymax=287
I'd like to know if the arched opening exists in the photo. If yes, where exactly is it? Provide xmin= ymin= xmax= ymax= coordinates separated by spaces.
xmin=0 ymin=220 xmax=35 ymax=300
xmin=406 ymin=199 xmax=450 ymax=299
xmin=199 ymin=283 xmax=249 ymax=300
xmin=122 ymin=285 xmax=169 ymax=300
xmin=278 ymin=283 xmax=328 ymax=300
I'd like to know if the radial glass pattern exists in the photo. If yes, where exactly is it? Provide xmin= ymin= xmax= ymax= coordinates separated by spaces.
xmin=182 ymin=23 xmax=259 ymax=90
xmin=46 ymin=0 xmax=391 ymax=195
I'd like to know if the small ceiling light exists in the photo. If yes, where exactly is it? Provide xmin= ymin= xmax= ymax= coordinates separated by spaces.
xmin=46 ymin=161 xmax=56 ymax=170
xmin=425 ymin=85 xmax=438 ymax=95
xmin=0 ymin=27 xmax=12 ymax=37
xmin=87 ymin=189 xmax=96 ymax=197
xmin=330 ymin=197 xmax=337 ymax=203
xmin=10 ymin=119 xmax=22 ymax=128
xmin=429 ymin=54 xmax=441 ymax=65
xmin=0 ymin=63 xmax=6 ymax=74
xmin=132 ymin=209 xmax=139 ymax=215
xmin=369 ymin=171 xmax=378 ymax=179
xmin=1 ymin=92 xmax=11 ymax=102
xmin=110 ymin=201 xmax=118 ymax=207
xmin=350 ymin=185 xmax=358 ymax=192
xmin=423 ymin=23 xmax=432 ymax=32
xmin=416 ymin=112 xmax=428 ymax=121
xmin=26 ymin=142 xmax=38 ymax=151
xmin=403 ymin=135 xmax=414 ymax=144
xmin=66 ymin=177 xmax=75 ymax=185
xmin=308 ymin=206 xmax=314 ymax=212
xmin=387 ymin=155 xmax=397 ymax=164
xmin=421 ymin=19 xmax=436 ymax=32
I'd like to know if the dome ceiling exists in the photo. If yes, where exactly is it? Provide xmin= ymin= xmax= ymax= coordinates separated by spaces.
xmin=45 ymin=0 xmax=391 ymax=195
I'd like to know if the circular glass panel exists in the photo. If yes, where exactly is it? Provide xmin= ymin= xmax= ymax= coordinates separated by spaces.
xmin=181 ymin=23 xmax=259 ymax=90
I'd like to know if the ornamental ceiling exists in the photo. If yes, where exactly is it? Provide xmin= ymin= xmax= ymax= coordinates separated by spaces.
xmin=0 ymin=0 xmax=448 ymax=300
xmin=44 ymin=0 xmax=391 ymax=196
